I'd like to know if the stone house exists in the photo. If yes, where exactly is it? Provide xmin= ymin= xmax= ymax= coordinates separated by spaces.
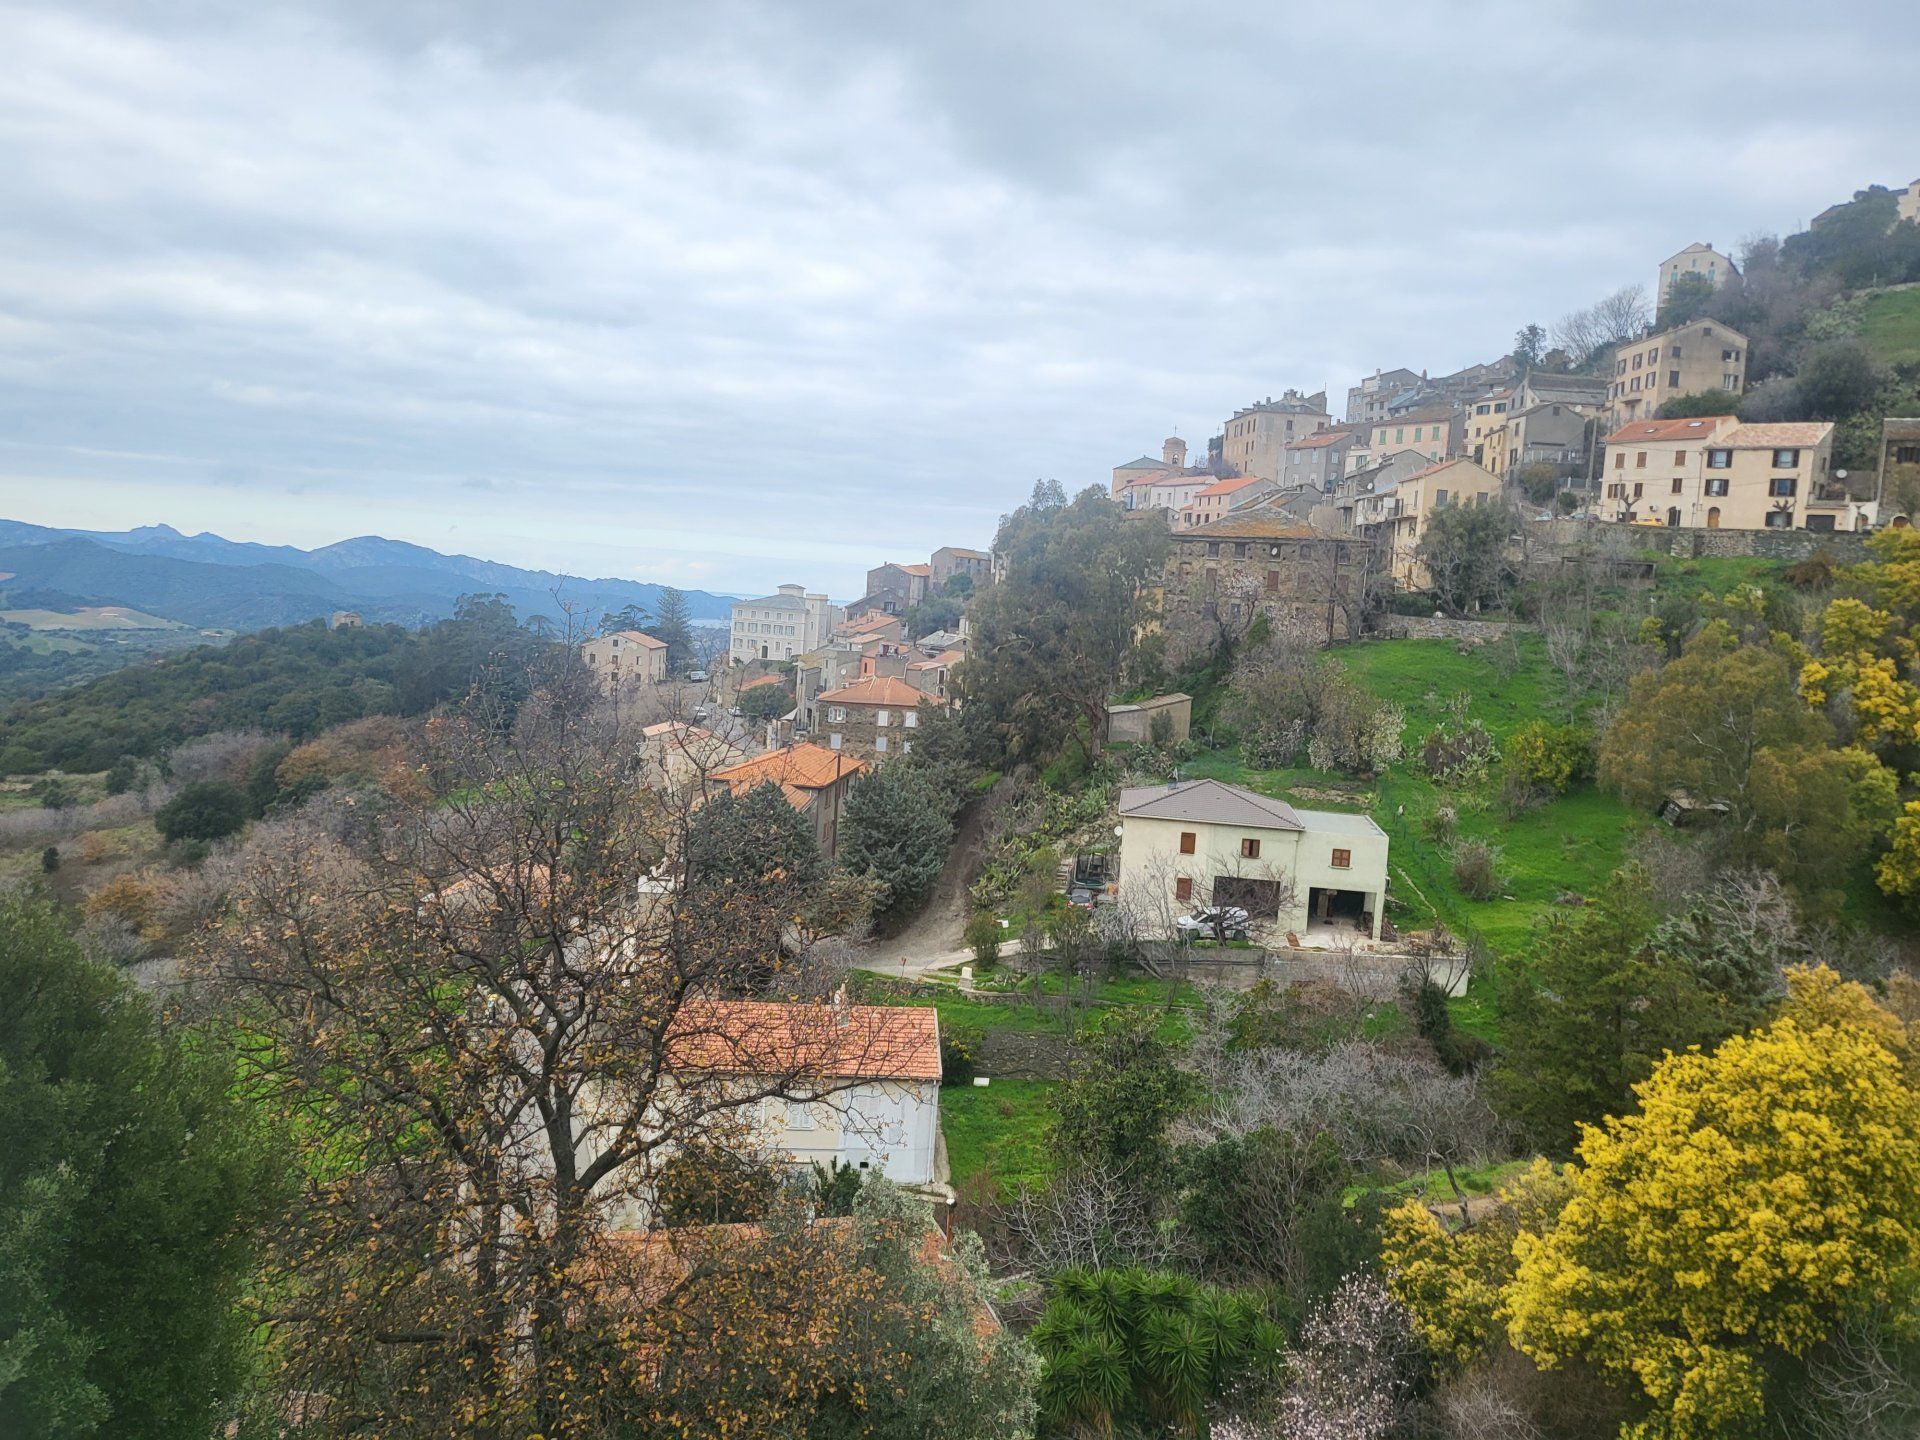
xmin=1606 ymin=317 xmax=1748 ymax=427
xmin=1879 ymin=418 xmax=1920 ymax=520
xmin=929 ymin=546 xmax=990 ymax=589
xmin=815 ymin=675 xmax=946 ymax=762
xmin=1280 ymin=428 xmax=1359 ymax=493
xmin=864 ymin=563 xmax=931 ymax=607
xmin=1160 ymin=514 xmax=1376 ymax=647
xmin=582 ymin=629 xmax=668 ymax=692
xmin=1116 ymin=779 xmax=1389 ymax=940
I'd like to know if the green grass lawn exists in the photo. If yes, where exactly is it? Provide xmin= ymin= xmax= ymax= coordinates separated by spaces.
xmin=941 ymin=1078 xmax=1058 ymax=1196
xmin=1860 ymin=286 xmax=1920 ymax=367
xmin=1336 ymin=634 xmax=1562 ymax=746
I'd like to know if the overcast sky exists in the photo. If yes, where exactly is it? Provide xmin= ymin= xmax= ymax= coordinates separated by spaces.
xmin=1 ymin=1 xmax=1914 ymax=598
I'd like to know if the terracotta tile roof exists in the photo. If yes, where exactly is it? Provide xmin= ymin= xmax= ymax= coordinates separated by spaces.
xmin=1193 ymin=476 xmax=1266 ymax=498
xmin=709 ymin=743 xmax=864 ymax=808
xmin=1720 ymin=422 xmax=1835 ymax=448
xmin=1176 ymin=514 xmax=1341 ymax=542
xmin=736 ymin=674 xmax=786 ymax=691
xmin=666 ymin=999 xmax=942 ymax=1081
xmin=897 ymin=563 xmax=932 ymax=577
xmin=816 ymin=675 xmax=942 ymax=707
xmin=597 ymin=629 xmax=667 ymax=649
xmin=841 ymin=612 xmax=901 ymax=634
xmin=1604 ymin=417 xmax=1733 ymax=445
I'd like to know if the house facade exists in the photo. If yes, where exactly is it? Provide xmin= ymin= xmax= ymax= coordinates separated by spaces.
xmin=1505 ymin=402 xmax=1591 ymax=477
xmin=864 ymin=563 xmax=931 ymax=607
xmin=638 ymin=721 xmax=745 ymax=796
xmin=730 ymin=585 xmax=842 ymax=665
xmin=1606 ymin=317 xmax=1748 ymax=426
xmin=1657 ymin=243 xmax=1738 ymax=296
xmin=1345 ymin=368 xmax=1424 ymax=426
xmin=1116 ymin=779 xmax=1390 ymax=941
xmin=1351 ymin=457 xmax=1504 ymax=587
xmin=1364 ymin=406 xmax=1461 ymax=467
xmin=1180 ymin=475 xmax=1275 ymax=529
xmin=582 ymin=629 xmax=668 ymax=692
xmin=662 ymin=999 xmax=942 ymax=1186
xmin=1222 ymin=391 xmax=1332 ymax=481
xmin=1464 ymin=389 xmax=1514 ymax=469
xmin=815 ymin=675 xmax=945 ymax=762
xmin=1161 ymin=515 xmax=1375 ymax=646
xmin=1281 ymin=428 xmax=1359 ymax=493
xmin=929 ymin=546 xmax=991 ymax=589
xmin=1879 ymin=417 xmax=1920 ymax=520
xmin=1601 ymin=417 xmax=1854 ymax=530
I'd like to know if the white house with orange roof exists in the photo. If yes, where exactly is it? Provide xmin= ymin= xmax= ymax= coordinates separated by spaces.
xmin=1179 ymin=475 xmax=1276 ymax=529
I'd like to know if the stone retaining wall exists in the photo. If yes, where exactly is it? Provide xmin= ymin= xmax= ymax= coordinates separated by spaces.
xmin=1373 ymin=614 xmax=1524 ymax=644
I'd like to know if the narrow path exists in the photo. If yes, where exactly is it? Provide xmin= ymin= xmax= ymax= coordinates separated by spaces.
xmin=846 ymin=786 xmax=997 ymax=977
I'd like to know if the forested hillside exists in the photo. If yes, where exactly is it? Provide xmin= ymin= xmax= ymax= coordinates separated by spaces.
xmin=0 ymin=596 xmax=552 ymax=772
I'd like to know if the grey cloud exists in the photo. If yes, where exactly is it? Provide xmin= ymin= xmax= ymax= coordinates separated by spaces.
xmin=0 ymin=0 xmax=1915 ymax=594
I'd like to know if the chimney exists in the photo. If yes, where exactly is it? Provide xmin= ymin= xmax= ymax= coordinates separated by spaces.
xmin=831 ymin=982 xmax=851 ymax=1028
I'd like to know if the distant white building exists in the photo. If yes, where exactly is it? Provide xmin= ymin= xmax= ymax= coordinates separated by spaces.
xmin=729 ymin=584 xmax=841 ymax=665
xmin=1117 ymin=779 xmax=1390 ymax=941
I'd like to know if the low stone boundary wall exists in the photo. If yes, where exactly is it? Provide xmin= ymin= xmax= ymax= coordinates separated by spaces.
xmin=1373 ymin=614 xmax=1523 ymax=644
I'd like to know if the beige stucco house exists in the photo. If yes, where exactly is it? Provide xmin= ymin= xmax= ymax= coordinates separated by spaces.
xmin=1222 ymin=391 xmax=1332 ymax=481
xmin=1117 ymin=779 xmax=1389 ymax=941
xmin=1364 ymin=406 xmax=1461 ymax=467
xmin=1350 ymin=457 xmax=1505 ymax=587
xmin=1601 ymin=417 xmax=1856 ymax=530
xmin=1657 ymin=242 xmax=1738 ymax=296
xmin=1607 ymin=317 xmax=1748 ymax=426
xmin=582 ymin=629 xmax=668 ymax=692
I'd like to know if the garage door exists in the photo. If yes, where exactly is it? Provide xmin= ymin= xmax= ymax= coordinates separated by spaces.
xmin=1212 ymin=876 xmax=1283 ymax=917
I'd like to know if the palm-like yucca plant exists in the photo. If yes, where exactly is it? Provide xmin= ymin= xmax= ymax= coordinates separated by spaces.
xmin=1037 ymin=1327 xmax=1129 ymax=1437
xmin=1034 ymin=1266 xmax=1280 ymax=1437
xmin=1136 ymin=1309 xmax=1215 ymax=1432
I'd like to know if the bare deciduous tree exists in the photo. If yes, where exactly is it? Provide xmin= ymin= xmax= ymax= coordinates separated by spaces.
xmin=196 ymin=670 xmax=920 ymax=1439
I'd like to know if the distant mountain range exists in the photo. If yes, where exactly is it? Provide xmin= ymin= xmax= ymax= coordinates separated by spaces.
xmin=0 ymin=520 xmax=738 ymax=632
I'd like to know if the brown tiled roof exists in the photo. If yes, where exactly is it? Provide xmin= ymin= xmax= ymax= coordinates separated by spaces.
xmin=1604 ymin=417 xmax=1732 ymax=445
xmin=666 ymin=999 xmax=942 ymax=1081
xmin=816 ymin=675 xmax=941 ymax=707
xmin=1720 ymin=422 xmax=1834 ymax=448
xmin=1175 ymin=514 xmax=1341 ymax=542
xmin=597 ymin=629 xmax=667 ymax=649
xmin=1285 ymin=429 xmax=1355 ymax=449
xmin=709 ymin=743 xmax=864 ymax=807
xmin=1404 ymin=457 xmax=1493 ymax=482
xmin=897 ymin=563 xmax=932 ymax=577
xmin=1378 ymin=406 xmax=1455 ymax=425
xmin=737 ymin=674 xmax=786 ymax=691
xmin=938 ymin=546 xmax=989 ymax=560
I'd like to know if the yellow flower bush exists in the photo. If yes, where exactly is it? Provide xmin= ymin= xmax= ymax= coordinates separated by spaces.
xmin=1505 ymin=974 xmax=1920 ymax=1440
